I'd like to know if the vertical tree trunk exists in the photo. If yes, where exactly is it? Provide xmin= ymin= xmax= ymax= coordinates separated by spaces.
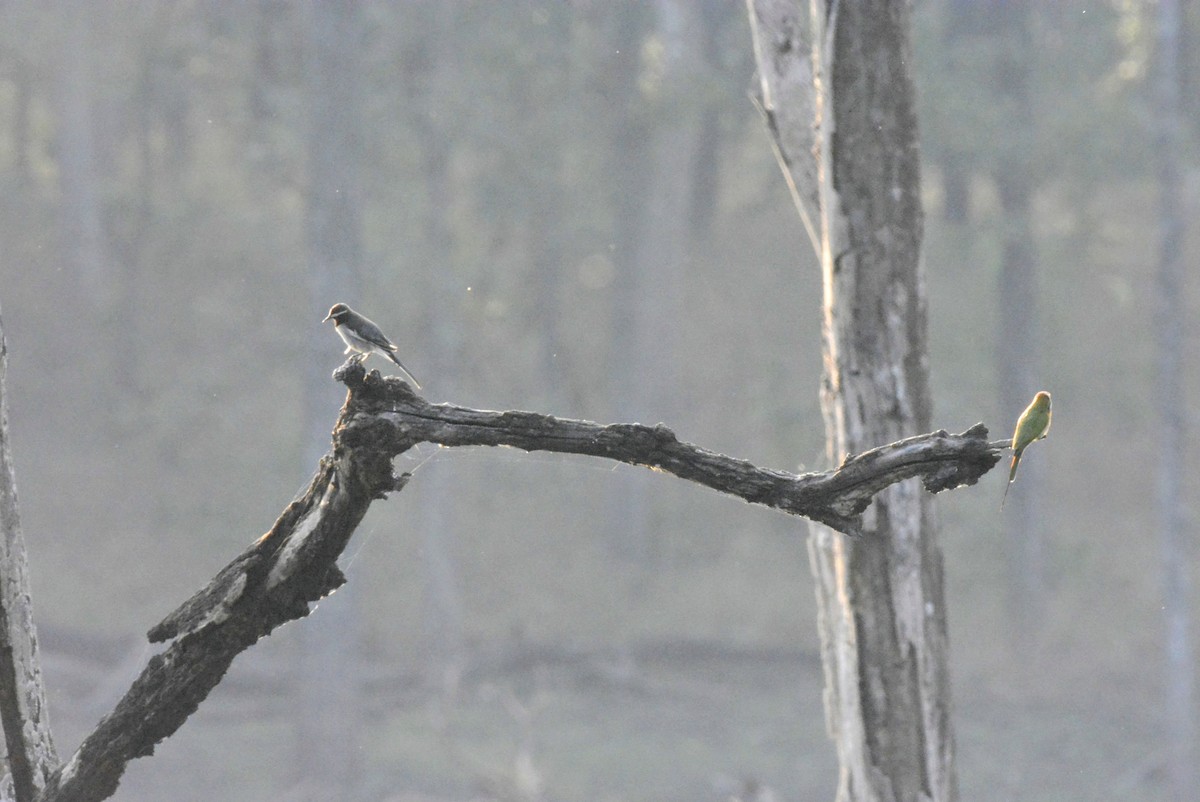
xmin=415 ymin=123 xmax=468 ymax=688
xmin=57 ymin=1 xmax=108 ymax=300
xmin=1152 ymin=1 xmax=1194 ymax=798
xmin=0 ymin=303 xmax=59 ymax=802
xmin=299 ymin=1 xmax=366 ymax=797
xmin=686 ymin=0 xmax=728 ymax=251
xmin=610 ymin=0 xmax=702 ymax=569
xmin=631 ymin=0 xmax=701 ymax=423
xmin=939 ymin=151 xmax=969 ymax=226
xmin=938 ymin=1 xmax=980 ymax=226
xmin=989 ymin=0 xmax=1045 ymax=649
xmin=749 ymin=2 xmax=956 ymax=800
xmin=530 ymin=178 xmax=568 ymax=408
xmin=13 ymin=59 xmax=33 ymax=187
xmin=605 ymin=6 xmax=654 ymax=563
xmin=413 ymin=1 xmax=466 ymax=684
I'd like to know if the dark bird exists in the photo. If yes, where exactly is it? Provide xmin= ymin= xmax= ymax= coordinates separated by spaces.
xmin=323 ymin=303 xmax=421 ymax=388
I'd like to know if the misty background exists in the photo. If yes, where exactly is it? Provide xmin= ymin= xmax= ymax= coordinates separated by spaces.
xmin=0 ymin=2 xmax=1195 ymax=800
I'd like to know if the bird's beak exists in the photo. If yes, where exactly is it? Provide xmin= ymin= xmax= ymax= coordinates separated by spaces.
xmin=322 ymin=313 xmax=333 ymax=322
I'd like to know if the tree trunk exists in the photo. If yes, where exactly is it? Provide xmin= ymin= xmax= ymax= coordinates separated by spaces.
xmin=1152 ymin=1 xmax=1195 ymax=798
xmin=610 ymin=0 xmax=703 ymax=569
xmin=604 ymin=6 xmax=654 ymax=564
xmin=12 ymin=59 xmax=33 ymax=187
xmin=939 ymin=1 xmax=983 ymax=226
xmin=56 ymin=0 xmax=116 ymax=413
xmin=0 ymin=303 xmax=59 ymax=801
xmin=413 ymin=1 xmax=466 ymax=685
xmin=748 ymin=1 xmax=957 ymax=799
xmin=57 ymin=0 xmax=109 ymax=305
xmin=987 ymin=0 xmax=1045 ymax=650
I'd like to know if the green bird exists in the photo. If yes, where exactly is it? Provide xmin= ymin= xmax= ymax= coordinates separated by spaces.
xmin=1003 ymin=391 xmax=1052 ymax=507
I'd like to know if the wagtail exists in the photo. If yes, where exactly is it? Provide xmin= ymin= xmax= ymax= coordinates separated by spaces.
xmin=323 ymin=303 xmax=421 ymax=388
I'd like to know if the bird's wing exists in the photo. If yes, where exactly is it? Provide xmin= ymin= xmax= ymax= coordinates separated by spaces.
xmin=354 ymin=319 xmax=396 ymax=350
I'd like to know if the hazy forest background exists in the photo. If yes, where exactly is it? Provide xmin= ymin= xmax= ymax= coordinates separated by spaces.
xmin=0 ymin=2 xmax=1197 ymax=800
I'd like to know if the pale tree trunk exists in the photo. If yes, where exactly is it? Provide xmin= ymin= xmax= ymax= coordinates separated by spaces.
xmin=530 ymin=178 xmax=567 ymax=409
xmin=298 ymin=1 xmax=366 ymax=798
xmin=938 ymin=3 xmax=976 ymax=226
xmin=57 ymin=0 xmax=109 ymax=304
xmin=13 ymin=59 xmax=33 ymax=187
xmin=413 ymin=1 xmax=466 ymax=685
xmin=605 ymin=6 xmax=652 ymax=562
xmin=686 ymin=0 xmax=727 ymax=256
xmin=610 ymin=0 xmax=703 ymax=569
xmin=988 ymin=0 xmax=1045 ymax=650
xmin=0 ymin=303 xmax=58 ymax=801
xmin=748 ymin=2 xmax=956 ymax=800
xmin=1152 ymin=1 xmax=1194 ymax=798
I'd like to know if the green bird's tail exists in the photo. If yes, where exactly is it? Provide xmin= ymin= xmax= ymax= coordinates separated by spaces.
xmin=1001 ymin=452 xmax=1021 ymax=509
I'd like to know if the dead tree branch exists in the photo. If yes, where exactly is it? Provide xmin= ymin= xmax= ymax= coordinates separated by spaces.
xmin=36 ymin=361 xmax=1003 ymax=802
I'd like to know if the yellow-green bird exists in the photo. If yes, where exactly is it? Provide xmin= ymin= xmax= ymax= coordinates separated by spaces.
xmin=1003 ymin=391 xmax=1052 ymax=507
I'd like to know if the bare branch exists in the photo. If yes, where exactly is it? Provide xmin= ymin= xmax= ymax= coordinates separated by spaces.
xmin=37 ymin=361 xmax=1003 ymax=801
xmin=340 ymin=378 xmax=998 ymax=535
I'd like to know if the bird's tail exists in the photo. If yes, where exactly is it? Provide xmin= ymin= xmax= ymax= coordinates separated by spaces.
xmin=388 ymin=351 xmax=421 ymax=389
xmin=1001 ymin=453 xmax=1020 ymax=509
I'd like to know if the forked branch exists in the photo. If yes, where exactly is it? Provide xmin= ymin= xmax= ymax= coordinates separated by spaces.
xmin=36 ymin=361 xmax=1003 ymax=802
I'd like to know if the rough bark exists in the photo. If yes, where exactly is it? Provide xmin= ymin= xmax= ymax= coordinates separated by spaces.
xmin=30 ymin=355 xmax=999 ymax=802
xmin=1152 ymin=0 xmax=1195 ymax=798
xmin=746 ymin=0 xmax=819 ymax=255
xmin=0 ymin=305 xmax=59 ymax=801
xmin=38 ymin=369 xmax=390 ymax=802
xmin=748 ymin=1 xmax=957 ymax=799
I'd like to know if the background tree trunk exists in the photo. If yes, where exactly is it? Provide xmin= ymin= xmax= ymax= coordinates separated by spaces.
xmin=749 ymin=2 xmax=957 ymax=799
xmin=57 ymin=0 xmax=109 ymax=305
xmin=604 ymin=5 xmax=653 ymax=565
xmin=413 ymin=0 xmax=467 ymax=686
xmin=1152 ymin=1 xmax=1195 ymax=798
xmin=610 ymin=0 xmax=702 ymax=573
xmin=989 ymin=0 xmax=1046 ymax=652
xmin=0 ymin=303 xmax=58 ymax=801
xmin=938 ymin=1 xmax=977 ymax=225
xmin=298 ymin=1 xmax=367 ymax=797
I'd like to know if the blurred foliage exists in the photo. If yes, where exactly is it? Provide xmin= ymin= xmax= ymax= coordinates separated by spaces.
xmin=0 ymin=1 xmax=1196 ymax=800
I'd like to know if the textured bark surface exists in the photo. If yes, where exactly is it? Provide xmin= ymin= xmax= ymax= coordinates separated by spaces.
xmin=749 ymin=1 xmax=957 ymax=800
xmin=0 ymin=307 xmax=58 ymax=801
xmin=813 ymin=4 xmax=955 ymax=800
xmin=746 ymin=0 xmax=818 ymax=252
xmin=34 ymin=357 xmax=999 ymax=802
